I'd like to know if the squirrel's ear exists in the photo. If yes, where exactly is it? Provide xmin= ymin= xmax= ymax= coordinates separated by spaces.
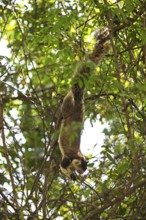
xmin=61 ymin=157 xmax=72 ymax=169
xmin=81 ymin=157 xmax=88 ymax=171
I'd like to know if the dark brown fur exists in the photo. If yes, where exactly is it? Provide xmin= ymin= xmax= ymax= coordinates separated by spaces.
xmin=58 ymin=28 xmax=110 ymax=179
xmin=58 ymin=82 xmax=87 ymax=179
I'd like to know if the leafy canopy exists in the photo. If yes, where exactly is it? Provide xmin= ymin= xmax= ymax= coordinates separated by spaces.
xmin=0 ymin=0 xmax=146 ymax=219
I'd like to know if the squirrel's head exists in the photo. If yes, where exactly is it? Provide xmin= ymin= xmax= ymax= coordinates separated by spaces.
xmin=72 ymin=157 xmax=88 ymax=174
xmin=60 ymin=156 xmax=88 ymax=180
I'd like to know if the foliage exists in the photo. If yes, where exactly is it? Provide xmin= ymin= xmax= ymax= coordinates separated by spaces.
xmin=0 ymin=0 xmax=146 ymax=219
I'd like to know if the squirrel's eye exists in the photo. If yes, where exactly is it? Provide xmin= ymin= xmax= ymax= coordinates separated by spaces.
xmin=78 ymin=163 xmax=82 ymax=168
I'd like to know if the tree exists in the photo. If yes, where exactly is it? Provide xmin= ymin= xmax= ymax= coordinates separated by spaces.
xmin=0 ymin=0 xmax=146 ymax=219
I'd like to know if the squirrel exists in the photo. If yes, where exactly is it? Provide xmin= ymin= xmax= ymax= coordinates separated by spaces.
xmin=58 ymin=28 xmax=110 ymax=180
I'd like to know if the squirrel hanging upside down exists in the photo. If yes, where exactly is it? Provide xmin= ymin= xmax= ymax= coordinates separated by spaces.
xmin=58 ymin=28 xmax=111 ymax=180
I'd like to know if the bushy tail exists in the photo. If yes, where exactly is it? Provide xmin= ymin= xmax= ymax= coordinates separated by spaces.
xmin=87 ymin=27 xmax=110 ymax=65
xmin=72 ymin=28 xmax=110 ymax=101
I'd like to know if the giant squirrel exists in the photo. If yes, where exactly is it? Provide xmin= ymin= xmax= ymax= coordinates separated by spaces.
xmin=58 ymin=28 xmax=110 ymax=180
